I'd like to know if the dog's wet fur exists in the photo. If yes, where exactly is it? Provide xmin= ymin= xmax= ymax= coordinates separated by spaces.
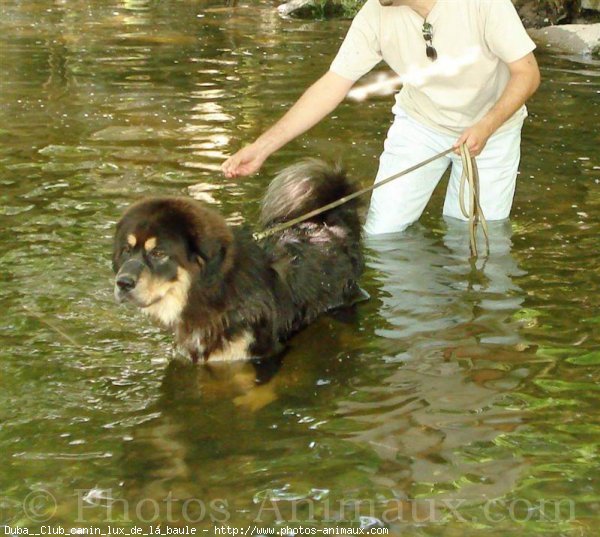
xmin=112 ymin=159 xmax=363 ymax=363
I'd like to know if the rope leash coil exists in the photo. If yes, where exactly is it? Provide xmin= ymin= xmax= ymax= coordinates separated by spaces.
xmin=254 ymin=144 xmax=489 ymax=259
xmin=458 ymin=144 xmax=490 ymax=258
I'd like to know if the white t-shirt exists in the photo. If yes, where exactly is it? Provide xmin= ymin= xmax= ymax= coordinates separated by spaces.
xmin=330 ymin=0 xmax=537 ymax=135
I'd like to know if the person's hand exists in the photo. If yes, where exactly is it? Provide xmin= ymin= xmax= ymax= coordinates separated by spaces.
xmin=453 ymin=120 xmax=494 ymax=157
xmin=221 ymin=143 xmax=268 ymax=178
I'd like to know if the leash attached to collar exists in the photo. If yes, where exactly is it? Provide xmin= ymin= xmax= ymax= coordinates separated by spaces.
xmin=253 ymin=144 xmax=489 ymax=259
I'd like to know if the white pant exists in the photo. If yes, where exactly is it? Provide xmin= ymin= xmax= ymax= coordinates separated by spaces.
xmin=364 ymin=106 xmax=523 ymax=236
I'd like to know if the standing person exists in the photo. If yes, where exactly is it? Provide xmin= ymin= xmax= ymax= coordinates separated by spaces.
xmin=221 ymin=0 xmax=541 ymax=235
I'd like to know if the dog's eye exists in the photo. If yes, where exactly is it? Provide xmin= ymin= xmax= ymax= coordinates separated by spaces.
xmin=150 ymin=249 xmax=168 ymax=261
xmin=122 ymin=245 xmax=133 ymax=255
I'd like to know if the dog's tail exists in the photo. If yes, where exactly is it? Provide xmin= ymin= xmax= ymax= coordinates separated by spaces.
xmin=259 ymin=159 xmax=361 ymax=236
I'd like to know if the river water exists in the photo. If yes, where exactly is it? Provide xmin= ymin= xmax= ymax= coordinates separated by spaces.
xmin=1 ymin=0 xmax=599 ymax=534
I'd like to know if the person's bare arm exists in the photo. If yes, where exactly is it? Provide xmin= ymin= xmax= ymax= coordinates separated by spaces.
xmin=222 ymin=71 xmax=355 ymax=178
xmin=454 ymin=52 xmax=541 ymax=156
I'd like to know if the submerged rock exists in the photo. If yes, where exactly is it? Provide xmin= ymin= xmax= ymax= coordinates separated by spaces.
xmin=277 ymin=0 xmax=313 ymax=18
xmin=582 ymin=1 xmax=600 ymax=11
xmin=277 ymin=0 xmax=357 ymax=19
xmin=528 ymin=23 xmax=600 ymax=56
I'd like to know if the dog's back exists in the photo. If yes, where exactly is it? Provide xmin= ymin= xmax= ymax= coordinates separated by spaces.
xmin=259 ymin=159 xmax=363 ymax=334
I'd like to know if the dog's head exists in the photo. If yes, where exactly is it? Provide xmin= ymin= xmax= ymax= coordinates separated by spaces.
xmin=112 ymin=197 xmax=234 ymax=326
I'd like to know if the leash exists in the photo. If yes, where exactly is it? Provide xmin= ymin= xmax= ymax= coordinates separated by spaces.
xmin=458 ymin=144 xmax=489 ymax=258
xmin=253 ymin=144 xmax=489 ymax=258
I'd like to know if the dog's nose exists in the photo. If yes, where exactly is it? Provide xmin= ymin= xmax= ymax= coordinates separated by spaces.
xmin=116 ymin=274 xmax=136 ymax=292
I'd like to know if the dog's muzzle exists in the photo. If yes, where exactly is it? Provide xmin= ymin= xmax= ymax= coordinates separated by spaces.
xmin=114 ymin=258 xmax=145 ymax=302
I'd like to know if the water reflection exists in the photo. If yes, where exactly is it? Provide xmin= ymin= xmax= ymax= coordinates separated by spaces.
xmin=367 ymin=219 xmax=526 ymax=343
xmin=112 ymin=221 xmax=533 ymax=525
xmin=120 ymin=360 xmax=282 ymax=508
xmin=341 ymin=220 xmax=531 ymax=506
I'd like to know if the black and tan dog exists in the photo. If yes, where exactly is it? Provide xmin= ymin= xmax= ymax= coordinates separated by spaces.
xmin=112 ymin=159 xmax=363 ymax=363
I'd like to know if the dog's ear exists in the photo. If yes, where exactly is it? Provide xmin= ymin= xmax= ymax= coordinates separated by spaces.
xmin=194 ymin=236 xmax=231 ymax=282
xmin=185 ymin=201 xmax=235 ymax=284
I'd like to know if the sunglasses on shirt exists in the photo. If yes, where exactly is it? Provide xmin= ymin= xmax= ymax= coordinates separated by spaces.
xmin=377 ymin=1 xmax=438 ymax=61
xmin=422 ymin=21 xmax=438 ymax=61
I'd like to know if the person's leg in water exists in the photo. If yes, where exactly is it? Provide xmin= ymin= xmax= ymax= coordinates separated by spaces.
xmin=363 ymin=107 xmax=452 ymax=236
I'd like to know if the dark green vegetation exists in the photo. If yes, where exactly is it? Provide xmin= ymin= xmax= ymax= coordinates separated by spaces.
xmin=0 ymin=0 xmax=599 ymax=534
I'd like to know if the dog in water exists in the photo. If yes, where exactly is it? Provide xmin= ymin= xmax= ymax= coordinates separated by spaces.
xmin=112 ymin=159 xmax=363 ymax=363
